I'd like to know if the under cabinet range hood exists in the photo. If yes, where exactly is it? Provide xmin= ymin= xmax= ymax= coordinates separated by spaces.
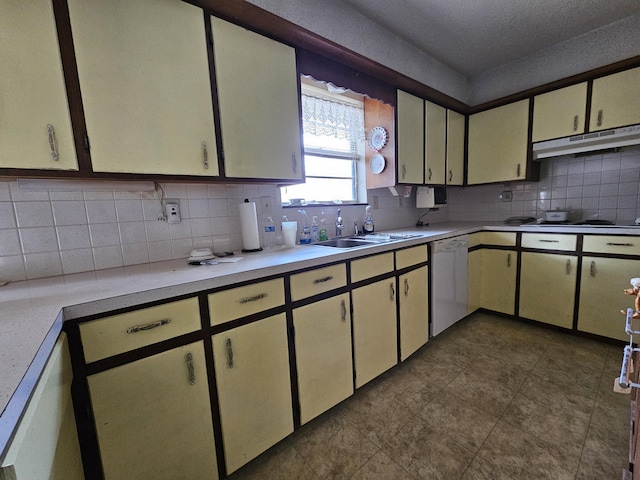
xmin=532 ymin=124 xmax=640 ymax=160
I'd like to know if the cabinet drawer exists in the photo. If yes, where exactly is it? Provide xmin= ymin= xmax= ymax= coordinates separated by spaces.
xmin=482 ymin=232 xmax=517 ymax=246
xmin=350 ymin=252 xmax=394 ymax=283
xmin=80 ymin=298 xmax=201 ymax=363
xmin=582 ymin=235 xmax=640 ymax=255
xmin=521 ymin=233 xmax=576 ymax=251
xmin=290 ymin=264 xmax=346 ymax=301
xmin=396 ymin=245 xmax=428 ymax=270
xmin=208 ymin=278 xmax=285 ymax=326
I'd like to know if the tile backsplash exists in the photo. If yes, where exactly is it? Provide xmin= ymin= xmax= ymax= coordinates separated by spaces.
xmin=1 ymin=145 xmax=639 ymax=282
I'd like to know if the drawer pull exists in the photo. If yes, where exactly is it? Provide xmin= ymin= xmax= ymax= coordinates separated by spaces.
xmin=390 ymin=282 xmax=395 ymax=301
xmin=404 ymin=278 xmax=410 ymax=296
xmin=202 ymin=141 xmax=209 ymax=169
xmin=428 ymin=167 xmax=432 ymax=181
xmin=565 ymin=259 xmax=571 ymax=275
xmin=606 ymin=242 xmax=634 ymax=247
xmin=225 ymin=338 xmax=233 ymax=369
xmin=539 ymin=239 xmax=559 ymax=243
xmin=573 ymin=115 xmax=579 ymax=131
xmin=341 ymin=300 xmax=347 ymax=322
xmin=590 ymin=260 xmax=596 ymax=277
xmin=448 ymin=169 xmax=453 ymax=182
xmin=313 ymin=275 xmax=334 ymax=284
xmin=126 ymin=318 xmax=171 ymax=334
xmin=239 ymin=293 xmax=268 ymax=304
xmin=186 ymin=353 xmax=195 ymax=385
xmin=516 ymin=163 xmax=521 ymax=177
xmin=47 ymin=124 xmax=59 ymax=161
xmin=597 ymin=109 xmax=603 ymax=127
xmin=507 ymin=253 xmax=511 ymax=267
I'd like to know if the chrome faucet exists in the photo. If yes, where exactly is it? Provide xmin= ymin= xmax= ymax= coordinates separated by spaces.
xmin=335 ymin=209 xmax=344 ymax=237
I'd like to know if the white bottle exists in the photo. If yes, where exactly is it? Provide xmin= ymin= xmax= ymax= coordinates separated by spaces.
xmin=363 ymin=205 xmax=375 ymax=234
xmin=311 ymin=216 xmax=319 ymax=242
xmin=263 ymin=216 xmax=276 ymax=249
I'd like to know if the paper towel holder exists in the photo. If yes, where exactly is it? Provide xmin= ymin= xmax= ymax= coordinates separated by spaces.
xmin=240 ymin=199 xmax=263 ymax=253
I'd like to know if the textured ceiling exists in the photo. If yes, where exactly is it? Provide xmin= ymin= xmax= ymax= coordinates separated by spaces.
xmin=339 ymin=0 xmax=640 ymax=77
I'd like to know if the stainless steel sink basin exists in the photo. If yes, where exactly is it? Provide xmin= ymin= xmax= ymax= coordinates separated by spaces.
xmin=313 ymin=238 xmax=377 ymax=248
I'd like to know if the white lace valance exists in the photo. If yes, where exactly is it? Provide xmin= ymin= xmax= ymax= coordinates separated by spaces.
xmin=301 ymin=93 xmax=365 ymax=143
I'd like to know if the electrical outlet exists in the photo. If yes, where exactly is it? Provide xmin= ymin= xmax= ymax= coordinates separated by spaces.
xmin=164 ymin=201 xmax=181 ymax=224
xmin=260 ymin=196 xmax=273 ymax=216
xmin=371 ymin=196 xmax=379 ymax=209
xmin=500 ymin=190 xmax=513 ymax=202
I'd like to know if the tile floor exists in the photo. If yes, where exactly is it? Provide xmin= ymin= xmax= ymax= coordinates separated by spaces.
xmin=227 ymin=312 xmax=630 ymax=480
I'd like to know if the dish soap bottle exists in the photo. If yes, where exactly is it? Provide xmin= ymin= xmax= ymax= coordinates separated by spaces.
xmin=318 ymin=211 xmax=328 ymax=241
xmin=311 ymin=216 xmax=319 ymax=242
xmin=363 ymin=205 xmax=375 ymax=234
xmin=298 ymin=209 xmax=312 ymax=244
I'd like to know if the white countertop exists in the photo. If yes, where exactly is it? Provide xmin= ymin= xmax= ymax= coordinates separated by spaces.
xmin=2 ymin=220 xmax=639 ymax=456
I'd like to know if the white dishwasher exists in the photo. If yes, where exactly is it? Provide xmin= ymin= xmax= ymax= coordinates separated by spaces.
xmin=430 ymin=235 xmax=468 ymax=336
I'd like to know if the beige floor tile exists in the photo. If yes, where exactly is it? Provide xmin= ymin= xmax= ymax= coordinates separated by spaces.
xmin=460 ymin=454 xmax=520 ymax=480
xmin=226 ymin=440 xmax=319 ymax=480
xmin=350 ymin=451 xmax=414 ymax=480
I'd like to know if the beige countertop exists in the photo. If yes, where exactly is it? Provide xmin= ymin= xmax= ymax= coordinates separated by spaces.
xmin=2 ymin=220 xmax=640 ymax=456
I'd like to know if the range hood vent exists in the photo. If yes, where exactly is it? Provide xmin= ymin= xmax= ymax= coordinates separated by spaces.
xmin=532 ymin=124 xmax=640 ymax=160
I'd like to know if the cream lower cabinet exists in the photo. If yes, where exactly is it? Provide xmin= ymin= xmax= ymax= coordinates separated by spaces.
xmin=1 ymin=0 xmax=77 ymax=170
xmin=293 ymin=294 xmax=353 ymax=425
xmin=212 ymin=314 xmax=293 ymax=475
xmin=68 ymin=0 xmax=218 ymax=176
xmin=211 ymin=17 xmax=302 ymax=181
xmin=398 ymin=266 xmax=429 ymax=360
xmin=578 ymin=257 xmax=640 ymax=341
xmin=519 ymin=252 xmax=577 ymax=328
xmin=87 ymin=342 xmax=218 ymax=480
xmin=0 ymin=335 xmax=82 ymax=480
xmin=352 ymin=279 xmax=398 ymax=388
xmin=480 ymin=249 xmax=517 ymax=315
xmin=467 ymin=249 xmax=482 ymax=314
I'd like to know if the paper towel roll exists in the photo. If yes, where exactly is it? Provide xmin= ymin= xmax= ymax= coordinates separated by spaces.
xmin=239 ymin=199 xmax=262 ymax=252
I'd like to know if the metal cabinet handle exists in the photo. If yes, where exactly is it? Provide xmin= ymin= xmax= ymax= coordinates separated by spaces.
xmin=565 ymin=259 xmax=571 ymax=275
xmin=341 ymin=299 xmax=347 ymax=322
xmin=517 ymin=163 xmax=521 ymax=177
xmin=225 ymin=338 xmax=233 ymax=368
xmin=314 ymin=276 xmax=334 ymax=284
xmin=448 ymin=170 xmax=453 ymax=182
xmin=390 ymin=282 xmax=395 ymax=301
xmin=573 ymin=115 xmax=579 ymax=131
xmin=202 ymin=141 xmax=209 ymax=169
xmin=597 ymin=109 xmax=603 ymax=127
xmin=590 ymin=260 xmax=596 ymax=277
xmin=292 ymin=153 xmax=298 ymax=174
xmin=428 ymin=168 xmax=432 ymax=181
xmin=239 ymin=293 xmax=268 ymax=304
xmin=404 ymin=278 xmax=409 ymax=296
xmin=539 ymin=239 xmax=559 ymax=243
xmin=186 ymin=353 xmax=195 ymax=385
xmin=47 ymin=124 xmax=59 ymax=161
xmin=607 ymin=242 xmax=634 ymax=247
xmin=126 ymin=318 xmax=171 ymax=334
xmin=507 ymin=253 xmax=511 ymax=267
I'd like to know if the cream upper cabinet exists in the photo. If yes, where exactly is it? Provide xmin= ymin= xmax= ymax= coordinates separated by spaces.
xmin=211 ymin=17 xmax=302 ymax=180
xmin=532 ymin=82 xmax=588 ymax=142
xmin=424 ymin=101 xmax=446 ymax=184
xmin=396 ymin=90 xmax=425 ymax=184
xmin=212 ymin=314 xmax=293 ymax=474
xmin=480 ymin=249 xmax=517 ymax=315
xmin=0 ymin=1 xmax=77 ymax=171
xmin=352 ymin=279 xmax=398 ymax=388
xmin=88 ymin=342 xmax=218 ymax=480
xmin=446 ymin=110 xmax=465 ymax=185
xmin=468 ymin=100 xmax=529 ymax=185
xmin=590 ymin=67 xmax=640 ymax=131
xmin=398 ymin=266 xmax=429 ymax=361
xmin=578 ymin=257 xmax=640 ymax=341
xmin=519 ymin=252 xmax=577 ymax=329
xmin=293 ymin=294 xmax=353 ymax=424
xmin=68 ymin=0 xmax=218 ymax=176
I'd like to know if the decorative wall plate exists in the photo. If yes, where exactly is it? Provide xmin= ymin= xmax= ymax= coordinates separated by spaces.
xmin=368 ymin=126 xmax=388 ymax=151
xmin=369 ymin=154 xmax=386 ymax=174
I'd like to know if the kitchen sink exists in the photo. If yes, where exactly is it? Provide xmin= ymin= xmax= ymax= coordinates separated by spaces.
xmin=313 ymin=238 xmax=378 ymax=248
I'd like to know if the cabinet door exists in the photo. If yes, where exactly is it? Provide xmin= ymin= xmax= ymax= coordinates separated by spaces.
xmin=212 ymin=314 xmax=293 ymax=474
xmin=396 ymin=90 xmax=424 ymax=184
xmin=578 ymin=257 xmax=640 ymax=341
xmin=293 ymin=294 xmax=353 ymax=424
xmin=519 ymin=252 xmax=577 ymax=328
xmin=87 ymin=342 xmax=218 ymax=480
xmin=0 ymin=0 xmax=77 ymax=170
xmin=352 ymin=279 xmax=398 ymax=388
xmin=399 ymin=266 xmax=429 ymax=361
xmin=467 ymin=249 xmax=482 ymax=314
xmin=446 ymin=110 xmax=465 ymax=186
xmin=211 ymin=17 xmax=302 ymax=180
xmin=480 ymin=249 xmax=516 ymax=315
xmin=424 ymin=101 xmax=446 ymax=184
xmin=68 ymin=0 xmax=218 ymax=175
xmin=590 ymin=67 xmax=640 ymax=131
xmin=468 ymin=100 xmax=529 ymax=185
xmin=532 ymin=83 xmax=587 ymax=142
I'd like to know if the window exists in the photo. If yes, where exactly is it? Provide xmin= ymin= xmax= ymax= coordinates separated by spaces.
xmin=281 ymin=81 xmax=365 ymax=204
